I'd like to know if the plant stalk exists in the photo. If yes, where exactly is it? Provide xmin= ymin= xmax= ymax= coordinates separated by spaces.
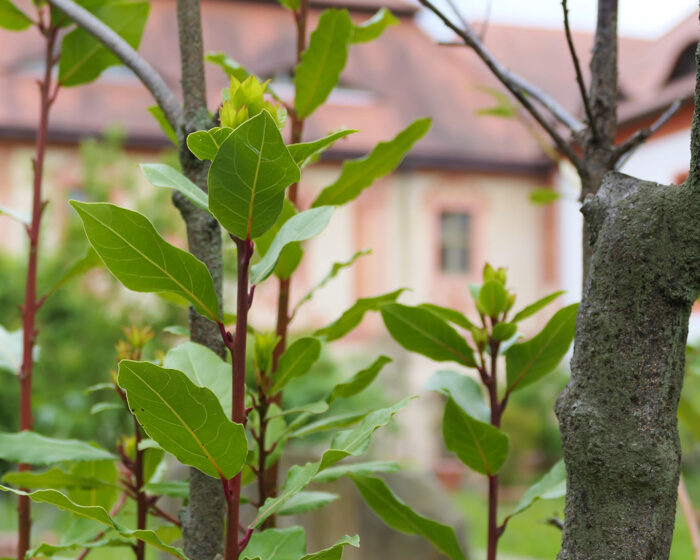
xmin=17 ymin=18 xmax=58 ymax=560
xmin=134 ymin=417 xmax=147 ymax=560
xmin=486 ymin=337 xmax=502 ymax=560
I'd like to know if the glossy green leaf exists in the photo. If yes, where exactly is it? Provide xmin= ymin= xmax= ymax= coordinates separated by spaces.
xmin=315 ymin=289 xmax=404 ymax=342
xmin=208 ymin=111 xmax=300 ymax=239
xmin=143 ymin=480 xmax=189 ymax=499
xmin=492 ymin=322 xmax=517 ymax=342
xmin=350 ymin=476 xmax=465 ymax=560
xmin=2 ymin=468 xmax=114 ymax=491
xmin=71 ymin=201 xmax=221 ymax=321
xmin=477 ymin=280 xmax=508 ymax=318
xmin=186 ymin=127 xmax=234 ymax=161
xmin=0 ymin=432 xmax=115 ymax=464
xmin=271 ymin=337 xmax=322 ymax=394
xmin=68 ymin=461 xmax=119 ymax=510
xmin=352 ymin=7 xmax=398 ymax=43
xmin=417 ymin=303 xmax=475 ymax=330
xmin=381 ymin=303 xmax=476 ymax=367
xmin=314 ymin=461 xmax=400 ymax=483
xmin=505 ymin=303 xmax=578 ymax=392
xmin=118 ymin=360 xmax=247 ymax=479
xmin=163 ymin=341 xmax=232 ymax=417
xmin=511 ymin=291 xmax=565 ymax=323
xmin=529 ymin=188 xmax=560 ymax=205
xmin=288 ymin=129 xmax=357 ymax=168
xmin=0 ymin=325 xmax=22 ymax=374
xmin=0 ymin=0 xmax=32 ymax=30
xmin=294 ymin=9 xmax=353 ymax=119
xmin=242 ymin=526 xmax=306 ymax=560
xmin=327 ymin=355 xmax=391 ymax=404
xmin=277 ymin=491 xmax=339 ymax=516
xmin=507 ymin=460 xmax=566 ymax=520
xmin=250 ymin=206 xmax=333 ymax=284
xmin=42 ymin=248 xmax=101 ymax=301
xmin=426 ymin=370 xmax=490 ymax=423
xmin=59 ymin=1 xmax=149 ymax=86
xmin=312 ymin=118 xmax=431 ymax=207
xmin=148 ymin=106 xmax=178 ymax=145
xmin=0 ymin=204 xmax=30 ymax=224
xmin=140 ymin=164 xmax=209 ymax=212
xmin=0 ymin=485 xmax=186 ymax=559
xmin=301 ymin=535 xmax=360 ymax=560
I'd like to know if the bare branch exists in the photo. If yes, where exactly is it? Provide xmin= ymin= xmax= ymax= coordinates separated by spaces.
xmin=46 ymin=0 xmax=182 ymax=130
xmin=612 ymin=100 xmax=682 ymax=169
xmin=418 ymin=0 xmax=584 ymax=169
xmin=562 ymin=0 xmax=596 ymax=138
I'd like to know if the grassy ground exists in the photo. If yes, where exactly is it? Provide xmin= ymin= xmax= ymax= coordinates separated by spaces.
xmin=453 ymin=487 xmax=695 ymax=560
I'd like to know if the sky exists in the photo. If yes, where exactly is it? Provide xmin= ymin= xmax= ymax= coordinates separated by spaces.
xmin=418 ymin=0 xmax=698 ymax=40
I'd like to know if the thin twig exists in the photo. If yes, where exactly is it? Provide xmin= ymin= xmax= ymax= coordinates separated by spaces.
xmin=562 ymin=0 xmax=595 ymax=137
xmin=612 ymin=100 xmax=683 ymax=168
xmin=45 ymin=0 xmax=182 ymax=130
xmin=418 ymin=0 xmax=584 ymax=169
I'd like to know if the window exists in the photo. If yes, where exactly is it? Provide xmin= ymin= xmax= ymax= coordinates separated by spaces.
xmin=440 ymin=212 xmax=471 ymax=274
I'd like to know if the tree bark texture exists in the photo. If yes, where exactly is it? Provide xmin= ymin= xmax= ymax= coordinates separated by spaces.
xmin=175 ymin=1 xmax=227 ymax=558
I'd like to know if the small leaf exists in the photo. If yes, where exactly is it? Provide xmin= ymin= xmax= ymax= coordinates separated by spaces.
xmin=253 ymin=462 xmax=320 ymax=528
xmin=294 ymin=9 xmax=353 ymax=119
xmin=507 ymin=460 xmax=566 ymax=520
xmin=254 ymin=199 xmax=304 ymax=281
xmin=206 ymin=52 xmax=251 ymax=82
xmin=417 ymin=303 xmax=475 ymax=330
xmin=511 ymin=291 xmax=565 ymax=323
xmin=0 ymin=204 xmax=30 ymax=224
xmin=186 ymin=127 xmax=234 ymax=161
xmin=271 ymin=337 xmax=322 ymax=394
xmin=352 ymin=7 xmax=399 ymax=43
xmin=0 ymin=485 xmax=186 ymax=559
xmin=143 ymin=481 xmax=190 ymax=499
xmin=71 ymin=201 xmax=221 ymax=321
xmin=0 ymin=0 xmax=32 ymax=30
xmin=0 ymin=432 xmax=115 ymax=464
xmin=312 ymin=118 xmax=431 ymax=207
xmin=268 ymin=401 xmax=329 ymax=418
xmin=277 ymin=491 xmax=339 ymax=516
xmin=242 ymin=527 xmax=306 ymax=560
xmin=42 ymin=248 xmax=101 ymax=301
xmin=327 ymin=355 xmax=391 ymax=403
xmin=350 ymin=476 xmax=465 ymax=560
xmin=288 ymin=129 xmax=357 ymax=168
xmin=315 ymin=289 xmax=405 ymax=342
xmin=118 ymin=360 xmax=247 ymax=479
xmin=381 ymin=303 xmax=476 ymax=367
xmin=290 ymin=411 xmax=370 ymax=439
xmin=28 ymin=536 xmax=131 ymax=558
xmin=505 ymin=303 xmax=578 ymax=393
xmin=301 ymin=535 xmax=360 ymax=560
xmin=477 ymin=280 xmax=508 ymax=318
xmin=529 ymin=188 xmax=560 ymax=205
xmin=163 ymin=325 xmax=189 ymax=337
xmin=250 ymin=206 xmax=333 ymax=284
xmin=492 ymin=322 xmax=517 ymax=342
xmin=313 ymin=461 xmax=400 ymax=483
xmin=2 ymin=468 xmax=114 ymax=491
xmin=208 ymin=111 xmax=300 ymax=239
xmin=426 ymin=370 xmax=490 ymax=423
xmin=147 ymin=106 xmax=178 ymax=145
xmin=277 ymin=0 xmax=300 ymax=10
xmin=90 ymin=402 xmax=122 ymax=415
xmin=140 ymin=164 xmax=209 ymax=212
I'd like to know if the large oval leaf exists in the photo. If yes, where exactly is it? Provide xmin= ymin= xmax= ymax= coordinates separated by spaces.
xmin=118 ymin=360 xmax=246 ymax=479
xmin=71 ymin=201 xmax=221 ymax=321
xmin=208 ymin=111 xmax=300 ymax=239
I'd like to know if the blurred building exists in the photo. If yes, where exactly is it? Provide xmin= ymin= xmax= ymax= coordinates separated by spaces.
xmin=0 ymin=0 xmax=698 ymax=468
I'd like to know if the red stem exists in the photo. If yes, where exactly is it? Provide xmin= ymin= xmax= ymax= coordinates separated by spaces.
xmin=134 ymin=418 xmax=147 ymax=560
xmin=17 ymin=21 xmax=57 ymax=560
xmin=486 ymin=337 xmax=502 ymax=560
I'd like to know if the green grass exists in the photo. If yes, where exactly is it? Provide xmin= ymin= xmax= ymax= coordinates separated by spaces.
xmin=453 ymin=487 xmax=695 ymax=559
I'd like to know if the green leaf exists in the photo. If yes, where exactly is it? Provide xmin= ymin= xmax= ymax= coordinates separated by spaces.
xmin=143 ymin=481 xmax=190 ymax=499
xmin=0 ymin=0 xmax=32 ymax=30
xmin=268 ymin=401 xmax=329 ymax=418
xmin=312 ymin=118 xmax=431 ymax=207
xmin=71 ymin=201 xmax=221 ymax=321
xmin=271 ymin=337 xmax=322 ymax=394
xmin=208 ymin=110 xmax=300 ymax=239
xmin=679 ymin=395 xmax=700 ymax=440
xmin=67 ymin=461 xmax=119 ymax=510
xmin=147 ymin=106 xmax=178 ymax=145
xmin=417 ymin=304 xmax=475 ymax=330
xmin=426 ymin=370 xmax=490 ymax=423
xmin=0 ymin=432 xmax=115 ymax=464
xmin=511 ymin=291 xmax=565 ymax=323
xmin=163 ymin=325 xmax=189 ymax=337
xmin=352 ymin=8 xmax=399 ymax=43
xmin=505 ymin=303 xmax=578 ymax=393
xmin=288 ymin=129 xmax=357 ymax=168
xmin=492 ymin=322 xmax=517 ymax=342
xmin=250 ymin=206 xmax=333 ymax=284
xmin=0 ymin=325 xmax=22 ymax=374
xmin=0 ymin=204 xmax=30 ymax=224
xmin=253 ymin=463 xmax=320 ymax=527
xmin=289 ymin=411 xmax=370 ymax=439
xmin=294 ymin=9 xmax=353 ymax=119
xmin=313 ymin=461 xmax=400 ymax=483
xmin=140 ymin=164 xmax=209 ymax=212
xmin=301 ymin=535 xmax=360 ymax=560
xmin=186 ymin=127 xmax=234 ymax=161
xmin=507 ymin=460 xmax=566 ymax=520
xmin=529 ymin=188 xmax=560 ymax=205
xmin=315 ymin=289 xmax=405 ymax=342
xmin=350 ymin=476 xmax=465 ymax=560
xmin=2 ymin=468 xmax=114 ymax=491
xmin=277 ymin=491 xmax=339 ymax=516
xmin=59 ymin=1 xmax=149 ymax=86
xmin=163 ymin=341 xmax=232 ymax=417
xmin=206 ymin=52 xmax=252 ymax=83
xmin=42 ymin=248 xmax=101 ymax=301
xmin=117 ymin=360 xmax=247 ymax=479
xmin=90 ymin=402 xmax=122 ymax=415
xmin=28 ymin=536 xmax=131 ymax=558
xmin=477 ymin=280 xmax=508 ymax=318
xmin=242 ymin=527 xmax=306 ymax=560
xmin=381 ymin=303 xmax=476 ymax=367
xmin=0 ymin=485 xmax=186 ymax=559
xmin=327 ymin=355 xmax=391 ymax=404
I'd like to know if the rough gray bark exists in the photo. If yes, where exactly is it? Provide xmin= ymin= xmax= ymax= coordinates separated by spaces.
xmin=555 ymin=42 xmax=700 ymax=560
xmin=174 ymin=1 xmax=227 ymax=558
